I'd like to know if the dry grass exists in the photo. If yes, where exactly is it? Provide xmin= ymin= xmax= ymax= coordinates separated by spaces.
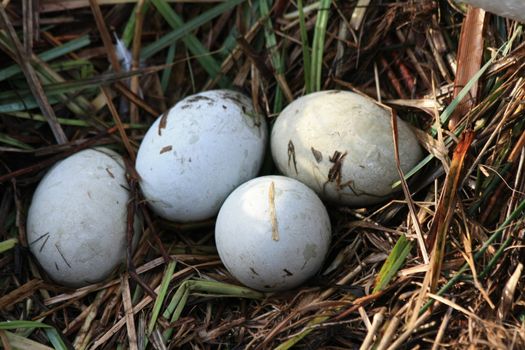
xmin=1 ymin=0 xmax=525 ymax=349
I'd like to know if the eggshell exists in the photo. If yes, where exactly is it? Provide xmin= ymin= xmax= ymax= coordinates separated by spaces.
xmin=136 ymin=90 xmax=267 ymax=222
xmin=456 ymin=0 xmax=525 ymax=23
xmin=215 ymin=175 xmax=331 ymax=291
xmin=26 ymin=148 xmax=141 ymax=287
xmin=271 ymin=90 xmax=422 ymax=206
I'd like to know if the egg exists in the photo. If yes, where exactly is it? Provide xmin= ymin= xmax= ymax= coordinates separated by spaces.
xmin=26 ymin=148 xmax=141 ymax=287
xmin=136 ymin=90 xmax=267 ymax=222
xmin=215 ymin=175 xmax=331 ymax=291
xmin=271 ymin=90 xmax=422 ymax=206
xmin=456 ymin=0 xmax=525 ymax=23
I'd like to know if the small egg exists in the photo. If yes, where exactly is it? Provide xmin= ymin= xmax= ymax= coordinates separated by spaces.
xmin=136 ymin=90 xmax=267 ymax=222
xmin=271 ymin=90 xmax=423 ymax=206
xmin=26 ymin=148 xmax=141 ymax=287
xmin=215 ymin=175 xmax=331 ymax=291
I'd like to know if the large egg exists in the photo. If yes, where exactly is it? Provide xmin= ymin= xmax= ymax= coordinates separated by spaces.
xmin=26 ymin=148 xmax=141 ymax=287
xmin=136 ymin=90 xmax=267 ymax=222
xmin=271 ymin=90 xmax=422 ymax=206
xmin=215 ymin=175 xmax=331 ymax=291
xmin=456 ymin=0 xmax=525 ymax=23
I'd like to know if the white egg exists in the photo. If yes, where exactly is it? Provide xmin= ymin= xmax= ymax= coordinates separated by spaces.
xmin=136 ymin=90 xmax=267 ymax=222
xmin=271 ymin=90 xmax=422 ymax=206
xmin=215 ymin=175 xmax=331 ymax=291
xmin=456 ymin=0 xmax=525 ymax=23
xmin=26 ymin=148 xmax=141 ymax=287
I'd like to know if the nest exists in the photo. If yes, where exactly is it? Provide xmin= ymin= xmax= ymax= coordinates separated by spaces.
xmin=1 ymin=0 xmax=525 ymax=349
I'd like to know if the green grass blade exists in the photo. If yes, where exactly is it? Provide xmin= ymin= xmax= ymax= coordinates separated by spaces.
xmin=430 ymin=54 xmax=499 ymax=137
xmin=43 ymin=328 xmax=68 ymax=350
xmin=161 ymin=279 xmax=262 ymax=341
xmin=275 ymin=315 xmax=330 ymax=350
xmin=160 ymin=43 xmax=176 ymax=93
xmin=47 ymin=59 xmax=93 ymax=73
xmin=259 ymin=0 xmax=284 ymax=112
xmin=0 ymin=35 xmax=90 ymax=82
xmin=373 ymin=235 xmax=413 ymax=292
xmin=0 ymin=133 xmax=33 ymax=150
xmin=161 ymin=281 xmax=187 ymax=320
xmin=147 ymin=260 xmax=176 ymax=335
xmin=191 ymin=280 xmax=264 ymax=298
xmin=310 ymin=0 xmax=331 ymax=92
xmin=20 ymin=69 xmax=148 ymax=98
xmin=149 ymin=0 xmax=239 ymax=87
xmin=162 ymin=284 xmax=190 ymax=341
xmin=4 ymin=111 xmax=147 ymax=128
xmin=142 ymin=0 xmax=244 ymax=60
xmin=298 ymin=0 xmax=312 ymax=93
xmin=0 ymin=320 xmax=52 ymax=330
xmin=0 ymin=238 xmax=17 ymax=253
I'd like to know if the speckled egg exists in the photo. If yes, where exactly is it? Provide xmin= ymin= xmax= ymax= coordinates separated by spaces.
xmin=136 ymin=90 xmax=267 ymax=222
xmin=271 ymin=90 xmax=422 ymax=206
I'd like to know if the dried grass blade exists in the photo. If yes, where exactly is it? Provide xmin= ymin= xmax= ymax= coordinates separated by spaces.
xmin=0 ymin=6 xmax=68 ymax=145
xmin=431 ymin=304 xmax=453 ymax=350
xmin=420 ymin=196 xmax=525 ymax=315
xmin=121 ymin=274 xmax=138 ymax=350
xmin=0 ymin=279 xmax=44 ymax=310
xmin=359 ymin=310 xmax=384 ymax=350
xmin=426 ymin=130 xmax=474 ymax=292
xmin=129 ymin=0 xmax=146 ymax=128
xmin=497 ymin=263 xmax=523 ymax=320
xmin=4 ymin=331 xmax=53 ymax=350
xmin=39 ymin=0 xmax=195 ymax=12
xmin=349 ymin=0 xmax=370 ymax=31
xmin=102 ymin=86 xmax=136 ymax=160
xmin=88 ymin=0 xmax=121 ymax=71
xmin=0 ymin=330 xmax=11 ymax=350
xmin=375 ymin=316 xmax=400 ymax=350
xmin=390 ymin=107 xmax=428 ymax=263
xmin=22 ymin=0 xmax=34 ymax=54
xmin=449 ymin=6 xmax=486 ymax=130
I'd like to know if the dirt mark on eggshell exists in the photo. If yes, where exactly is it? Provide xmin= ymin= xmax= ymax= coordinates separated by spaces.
xmin=160 ymin=145 xmax=173 ymax=154
xmin=287 ymin=140 xmax=298 ymax=174
xmin=269 ymin=181 xmax=279 ymax=241
xmin=158 ymin=111 xmax=169 ymax=136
